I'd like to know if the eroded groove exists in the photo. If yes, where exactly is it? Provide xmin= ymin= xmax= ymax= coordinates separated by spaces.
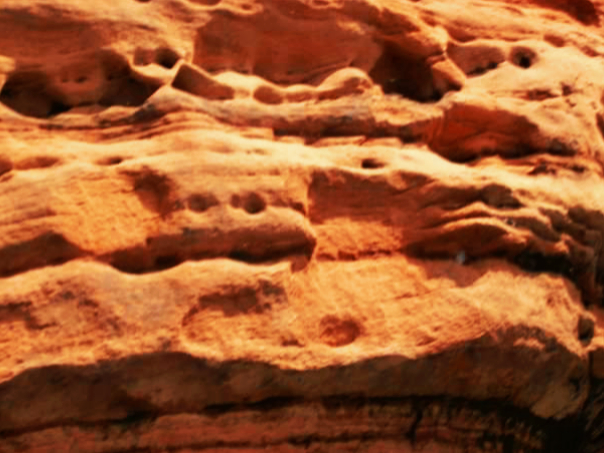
xmin=369 ymin=43 xmax=441 ymax=103
xmin=226 ymin=243 xmax=315 ymax=265
xmin=0 ymin=218 xmax=316 ymax=277
xmin=0 ymin=240 xmax=313 ymax=278
xmin=0 ymin=232 xmax=84 ymax=277
xmin=0 ymin=393 xmax=585 ymax=453
xmin=106 ymin=232 xmax=315 ymax=274
xmin=512 ymin=249 xmax=576 ymax=280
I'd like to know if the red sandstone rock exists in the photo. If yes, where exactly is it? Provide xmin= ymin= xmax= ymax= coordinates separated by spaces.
xmin=1 ymin=0 xmax=604 ymax=452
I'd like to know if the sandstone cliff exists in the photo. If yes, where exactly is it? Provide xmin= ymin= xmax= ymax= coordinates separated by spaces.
xmin=1 ymin=0 xmax=604 ymax=451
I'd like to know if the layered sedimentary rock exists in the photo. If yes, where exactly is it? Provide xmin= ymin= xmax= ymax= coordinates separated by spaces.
xmin=2 ymin=0 xmax=604 ymax=451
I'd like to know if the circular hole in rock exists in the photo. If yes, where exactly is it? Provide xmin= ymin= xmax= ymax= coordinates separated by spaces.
xmin=361 ymin=158 xmax=385 ymax=169
xmin=319 ymin=315 xmax=362 ymax=347
xmin=511 ymin=48 xmax=536 ymax=69
xmin=155 ymin=48 xmax=180 ymax=69
xmin=242 ymin=193 xmax=266 ymax=214
xmin=517 ymin=55 xmax=531 ymax=68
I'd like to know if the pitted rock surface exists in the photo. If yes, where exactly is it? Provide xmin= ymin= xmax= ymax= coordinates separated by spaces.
xmin=2 ymin=0 xmax=604 ymax=452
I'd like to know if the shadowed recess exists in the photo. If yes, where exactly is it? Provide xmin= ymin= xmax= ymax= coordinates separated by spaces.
xmin=0 ymin=353 xmax=586 ymax=451
xmin=0 ymin=232 xmax=83 ymax=277
xmin=0 ymin=71 xmax=70 ymax=118
xmin=0 ymin=51 xmax=161 ymax=119
xmin=106 ymin=228 xmax=315 ymax=274
xmin=369 ymin=43 xmax=440 ymax=103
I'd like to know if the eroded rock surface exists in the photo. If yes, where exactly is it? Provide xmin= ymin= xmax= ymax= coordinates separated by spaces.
xmin=2 ymin=0 xmax=604 ymax=451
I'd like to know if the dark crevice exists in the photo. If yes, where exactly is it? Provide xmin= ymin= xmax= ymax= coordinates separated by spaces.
xmin=47 ymin=101 xmax=71 ymax=116
xmin=579 ymin=317 xmax=596 ymax=344
xmin=516 ymin=55 xmax=532 ymax=69
xmin=100 ymin=51 xmax=162 ymax=107
xmin=0 ymin=71 xmax=72 ymax=118
xmin=438 ymin=142 xmax=578 ymax=165
xmin=270 ymin=121 xmax=574 ymax=167
xmin=155 ymin=47 xmax=180 ymax=69
xmin=272 ymin=122 xmax=395 ymax=146
xmin=406 ymin=400 xmax=423 ymax=445
xmin=468 ymin=61 xmax=499 ymax=76
xmin=0 ymin=157 xmax=13 ymax=178
xmin=153 ymin=254 xmax=183 ymax=271
xmin=361 ymin=157 xmax=386 ymax=169
xmin=510 ymin=47 xmax=538 ymax=69
xmin=369 ymin=43 xmax=441 ymax=103
xmin=105 ymin=240 xmax=315 ymax=275
xmin=408 ymin=242 xmax=599 ymax=307
xmin=114 ymin=409 xmax=160 ymax=432
xmin=0 ymin=233 xmax=84 ymax=278
xmin=596 ymin=113 xmax=604 ymax=143
xmin=1 ymin=234 xmax=315 ymax=278
xmin=227 ymin=243 xmax=315 ymax=264
xmin=512 ymin=249 xmax=576 ymax=280
xmin=0 ymin=393 xmax=586 ymax=452
xmin=512 ymin=249 xmax=594 ymax=306
xmin=0 ymin=52 xmax=160 ymax=120
xmin=204 ymin=396 xmax=305 ymax=417
xmin=99 ymin=76 xmax=160 ymax=108
xmin=97 ymin=156 xmax=124 ymax=166
xmin=508 ymin=235 xmax=603 ymax=307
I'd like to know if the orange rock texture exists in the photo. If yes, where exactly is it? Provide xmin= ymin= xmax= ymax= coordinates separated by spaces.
xmin=3 ymin=0 xmax=604 ymax=451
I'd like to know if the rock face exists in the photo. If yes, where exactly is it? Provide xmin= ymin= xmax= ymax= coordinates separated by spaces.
xmin=3 ymin=0 xmax=604 ymax=451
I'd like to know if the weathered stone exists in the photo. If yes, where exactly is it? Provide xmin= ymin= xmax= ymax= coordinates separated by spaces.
xmin=1 ymin=0 xmax=604 ymax=451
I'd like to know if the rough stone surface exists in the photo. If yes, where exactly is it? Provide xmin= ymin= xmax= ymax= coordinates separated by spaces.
xmin=2 ymin=0 xmax=604 ymax=452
